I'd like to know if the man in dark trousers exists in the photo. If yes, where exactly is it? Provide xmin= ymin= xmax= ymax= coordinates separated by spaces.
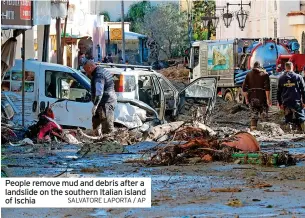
xmin=277 ymin=62 xmax=305 ymax=132
xmin=83 ymin=60 xmax=117 ymax=137
xmin=242 ymin=61 xmax=271 ymax=131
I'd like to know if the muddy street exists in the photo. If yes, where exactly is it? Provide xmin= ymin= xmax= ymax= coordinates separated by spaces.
xmin=2 ymin=98 xmax=305 ymax=217
xmin=2 ymin=134 xmax=305 ymax=217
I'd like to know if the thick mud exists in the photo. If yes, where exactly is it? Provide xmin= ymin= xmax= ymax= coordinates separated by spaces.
xmin=2 ymin=139 xmax=305 ymax=217
xmin=2 ymin=97 xmax=305 ymax=217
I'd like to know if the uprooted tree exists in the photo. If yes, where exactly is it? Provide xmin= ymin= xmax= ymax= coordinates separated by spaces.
xmin=138 ymin=3 xmax=189 ymax=61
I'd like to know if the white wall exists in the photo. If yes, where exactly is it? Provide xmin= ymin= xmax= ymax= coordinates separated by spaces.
xmin=94 ymin=0 xmax=179 ymax=22
xmin=277 ymin=0 xmax=300 ymax=37
xmin=216 ymin=0 xmax=302 ymax=39
xmin=1 ymin=29 xmax=34 ymax=60
xmin=216 ymin=0 xmax=250 ymax=39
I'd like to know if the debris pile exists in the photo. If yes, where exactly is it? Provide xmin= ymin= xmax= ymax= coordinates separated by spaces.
xmin=158 ymin=65 xmax=189 ymax=82
xmin=211 ymin=99 xmax=250 ymax=127
xmin=126 ymin=121 xmax=298 ymax=166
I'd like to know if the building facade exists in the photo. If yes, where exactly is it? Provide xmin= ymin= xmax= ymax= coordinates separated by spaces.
xmin=216 ymin=0 xmax=304 ymax=42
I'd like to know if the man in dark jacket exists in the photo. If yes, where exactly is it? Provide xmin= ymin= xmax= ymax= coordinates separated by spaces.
xmin=242 ymin=61 xmax=271 ymax=131
xmin=83 ymin=60 xmax=117 ymax=136
xmin=277 ymin=62 xmax=305 ymax=132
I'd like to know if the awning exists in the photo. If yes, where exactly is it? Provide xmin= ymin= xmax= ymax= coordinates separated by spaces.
xmin=105 ymin=31 xmax=147 ymax=41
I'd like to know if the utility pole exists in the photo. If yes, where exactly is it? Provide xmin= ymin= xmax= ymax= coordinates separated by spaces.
xmin=121 ymin=0 xmax=126 ymax=63
xmin=56 ymin=17 xmax=62 ymax=64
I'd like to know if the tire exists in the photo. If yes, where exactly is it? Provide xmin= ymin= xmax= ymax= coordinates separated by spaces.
xmin=224 ymin=91 xmax=234 ymax=102
xmin=235 ymin=88 xmax=245 ymax=104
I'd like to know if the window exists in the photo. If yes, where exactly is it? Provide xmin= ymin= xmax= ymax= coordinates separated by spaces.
xmin=158 ymin=77 xmax=172 ymax=92
xmin=1 ymin=70 xmax=35 ymax=93
xmin=113 ymin=74 xmax=136 ymax=92
xmin=193 ymin=46 xmax=200 ymax=68
xmin=45 ymin=71 xmax=90 ymax=102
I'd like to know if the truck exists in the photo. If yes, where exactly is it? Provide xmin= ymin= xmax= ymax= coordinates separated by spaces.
xmin=188 ymin=38 xmax=302 ymax=105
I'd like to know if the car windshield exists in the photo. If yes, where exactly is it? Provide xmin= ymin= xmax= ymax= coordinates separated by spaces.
xmin=71 ymin=68 xmax=91 ymax=84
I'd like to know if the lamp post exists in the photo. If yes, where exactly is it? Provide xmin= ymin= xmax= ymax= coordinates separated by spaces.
xmin=200 ymin=5 xmax=225 ymax=40
xmin=223 ymin=0 xmax=251 ymax=30
xmin=222 ymin=3 xmax=234 ymax=28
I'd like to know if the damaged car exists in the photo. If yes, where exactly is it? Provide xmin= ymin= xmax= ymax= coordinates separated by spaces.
xmin=1 ymin=60 xmax=160 ymax=130
xmin=98 ymin=63 xmax=219 ymax=122
xmin=2 ymin=60 xmax=218 ymax=130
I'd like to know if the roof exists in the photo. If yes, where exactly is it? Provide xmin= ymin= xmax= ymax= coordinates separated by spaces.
xmin=105 ymin=22 xmax=131 ymax=24
xmin=287 ymin=11 xmax=305 ymax=16
xmin=105 ymin=31 xmax=147 ymax=40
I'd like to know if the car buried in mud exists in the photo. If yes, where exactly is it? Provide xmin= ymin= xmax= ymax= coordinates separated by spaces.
xmin=2 ymin=60 xmax=218 ymax=130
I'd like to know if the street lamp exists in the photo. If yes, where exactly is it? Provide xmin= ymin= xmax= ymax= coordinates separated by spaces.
xmin=223 ymin=0 xmax=251 ymax=30
xmin=222 ymin=4 xmax=233 ymax=28
xmin=201 ymin=8 xmax=224 ymax=29
xmin=236 ymin=8 xmax=249 ymax=31
xmin=201 ymin=16 xmax=210 ymax=28
xmin=211 ymin=16 xmax=220 ymax=29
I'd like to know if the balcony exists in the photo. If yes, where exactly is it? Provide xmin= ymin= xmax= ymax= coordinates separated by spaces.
xmin=287 ymin=11 xmax=305 ymax=25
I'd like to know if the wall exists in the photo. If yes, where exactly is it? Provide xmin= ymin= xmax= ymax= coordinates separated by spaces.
xmin=277 ymin=0 xmax=300 ymax=37
xmin=1 ymin=29 xmax=35 ymax=60
xmin=93 ymin=0 xmax=179 ymax=22
xmin=105 ymin=22 xmax=131 ymax=32
xmin=216 ymin=0 xmax=301 ymax=39
xmin=216 ymin=0 xmax=249 ymax=39
xmin=291 ymin=24 xmax=305 ymax=53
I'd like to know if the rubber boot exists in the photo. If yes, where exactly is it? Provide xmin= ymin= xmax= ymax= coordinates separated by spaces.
xmin=300 ymin=122 xmax=305 ymax=133
xmin=93 ymin=126 xmax=102 ymax=138
xmin=250 ymin=119 xmax=257 ymax=131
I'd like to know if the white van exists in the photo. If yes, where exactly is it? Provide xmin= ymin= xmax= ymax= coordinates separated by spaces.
xmin=2 ymin=60 xmax=218 ymax=129
xmin=1 ymin=60 xmax=160 ymax=129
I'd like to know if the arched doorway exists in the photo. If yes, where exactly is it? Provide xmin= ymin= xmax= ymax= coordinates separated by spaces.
xmin=301 ymin=31 xmax=305 ymax=54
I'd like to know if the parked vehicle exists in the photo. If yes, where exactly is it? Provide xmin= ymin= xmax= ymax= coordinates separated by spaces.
xmin=2 ymin=60 xmax=218 ymax=129
xmin=96 ymin=63 xmax=219 ymax=120
xmin=276 ymin=54 xmax=305 ymax=74
xmin=1 ymin=60 xmax=159 ymax=129
xmin=188 ymin=38 xmax=301 ymax=105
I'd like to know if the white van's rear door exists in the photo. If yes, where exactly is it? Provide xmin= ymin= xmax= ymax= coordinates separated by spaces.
xmin=38 ymin=63 xmax=92 ymax=129
xmin=1 ymin=60 xmax=40 ymax=126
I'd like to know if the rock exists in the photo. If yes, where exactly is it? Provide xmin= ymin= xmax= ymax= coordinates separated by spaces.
xmin=234 ymin=159 xmax=241 ymax=164
xmin=188 ymin=157 xmax=202 ymax=164
xmin=157 ymin=135 xmax=169 ymax=142
xmin=77 ymin=141 xmax=125 ymax=156
xmin=257 ymin=122 xmax=284 ymax=136
xmin=230 ymin=104 xmax=249 ymax=114
xmin=63 ymin=132 xmax=80 ymax=144
xmin=202 ymin=154 xmax=213 ymax=162
xmin=9 ymin=138 xmax=34 ymax=146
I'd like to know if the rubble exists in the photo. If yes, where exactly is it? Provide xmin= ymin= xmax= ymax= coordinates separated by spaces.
xmin=147 ymin=121 xmax=216 ymax=142
xmin=158 ymin=65 xmax=189 ymax=83
xmin=257 ymin=122 xmax=285 ymax=136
